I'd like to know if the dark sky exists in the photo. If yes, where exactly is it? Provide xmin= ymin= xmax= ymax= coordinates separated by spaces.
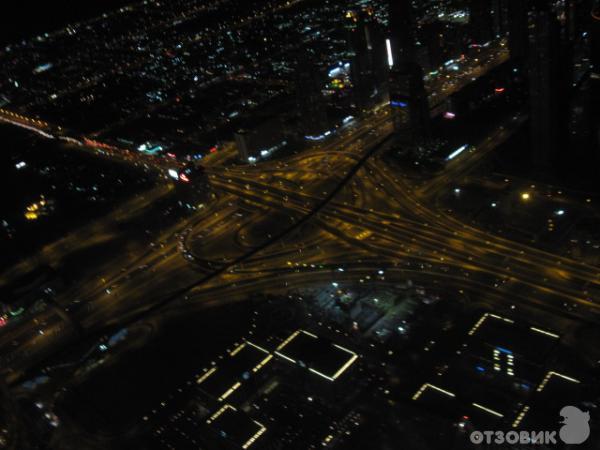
xmin=0 ymin=1 xmax=131 ymax=45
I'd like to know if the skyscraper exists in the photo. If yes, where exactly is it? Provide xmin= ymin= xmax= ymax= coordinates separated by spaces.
xmin=591 ymin=2 xmax=600 ymax=159
xmin=346 ymin=9 xmax=387 ymax=112
xmin=564 ymin=0 xmax=591 ymax=42
xmin=469 ymin=0 xmax=495 ymax=44
xmin=507 ymin=0 xmax=530 ymax=64
xmin=528 ymin=1 xmax=563 ymax=172
xmin=388 ymin=0 xmax=430 ymax=140
xmin=294 ymin=54 xmax=329 ymax=139
xmin=591 ymin=1 xmax=600 ymax=76
xmin=388 ymin=0 xmax=417 ymax=66
xmin=491 ymin=0 xmax=509 ymax=37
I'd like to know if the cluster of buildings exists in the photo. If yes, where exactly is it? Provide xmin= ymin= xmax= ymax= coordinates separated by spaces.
xmin=387 ymin=0 xmax=600 ymax=180
xmin=411 ymin=311 xmax=588 ymax=432
xmin=0 ymin=0 xmax=597 ymax=176
xmin=146 ymin=323 xmax=364 ymax=449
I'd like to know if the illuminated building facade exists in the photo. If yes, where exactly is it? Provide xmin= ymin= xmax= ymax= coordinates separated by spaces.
xmin=387 ymin=0 xmax=430 ymax=140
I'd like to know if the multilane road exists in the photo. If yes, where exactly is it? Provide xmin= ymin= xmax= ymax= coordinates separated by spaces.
xmin=1 ymin=43 xmax=597 ymax=385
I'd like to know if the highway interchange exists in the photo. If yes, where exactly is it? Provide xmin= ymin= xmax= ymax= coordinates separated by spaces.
xmin=1 ymin=40 xmax=599 ymax=387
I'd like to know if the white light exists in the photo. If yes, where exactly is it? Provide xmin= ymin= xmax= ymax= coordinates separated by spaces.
xmin=168 ymin=169 xmax=179 ymax=179
xmin=555 ymin=210 xmax=565 ymax=216
xmin=491 ymin=202 xmax=497 ymax=207
xmin=328 ymin=67 xmax=343 ymax=78
xmin=15 ymin=161 xmax=27 ymax=169
xmin=274 ymin=351 xmax=296 ymax=364
xmin=454 ymin=188 xmax=461 ymax=194
xmin=386 ymin=39 xmax=394 ymax=68
xmin=446 ymin=144 xmax=468 ymax=161
xmin=472 ymin=403 xmax=504 ymax=418
xmin=332 ymin=282 xmax=339 ymax=288
xmin=530 ymin=327 xmax=560 ymax=339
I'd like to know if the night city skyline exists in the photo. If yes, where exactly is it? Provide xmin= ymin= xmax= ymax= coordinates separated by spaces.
xmin=1 ymin=1 xmax=599 ymax=449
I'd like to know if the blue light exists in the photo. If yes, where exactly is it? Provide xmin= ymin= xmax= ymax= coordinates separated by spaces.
xmin=391 ymin=100 xmax=407 ymax=108
xmin=476 ymin=366 xmax=486 ymax=372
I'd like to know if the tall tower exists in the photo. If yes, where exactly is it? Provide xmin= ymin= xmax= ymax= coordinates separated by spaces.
xmin=388 ymin=0 xmax=417 ymax=66
xmin=491 ymin=0 xmax=509 ymax=37
xmin=591 ymin=2 xmax=600 ymax=160
xmin=387 ymin=0 xmax=430 ymax=140
xmin=507 ymin=0 xmax=530 ymax=64
xmin=469 ymin=0 xmax=495 ymax=44
xmin=294 ymin=54 xmax=329 ymax=139
xmin=346 ymin=9 xmax=387 ymax=112
xmin=528 ymin=1 xmax=563 ymax=172
xmin=591 ymin=1 xmax=600 ymax=77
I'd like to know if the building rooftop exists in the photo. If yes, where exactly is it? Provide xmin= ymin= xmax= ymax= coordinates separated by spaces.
xmin=206 ymin=404 xmax=267 ymax=450
xmin=275 ymin=329 xmax=358 ymax=381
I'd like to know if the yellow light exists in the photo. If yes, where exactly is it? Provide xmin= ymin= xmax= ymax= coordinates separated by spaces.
xmin=521 ymin=193 xmax=530 ymax=201
xmin=197 ymin=367 xmax=217 ymax=384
